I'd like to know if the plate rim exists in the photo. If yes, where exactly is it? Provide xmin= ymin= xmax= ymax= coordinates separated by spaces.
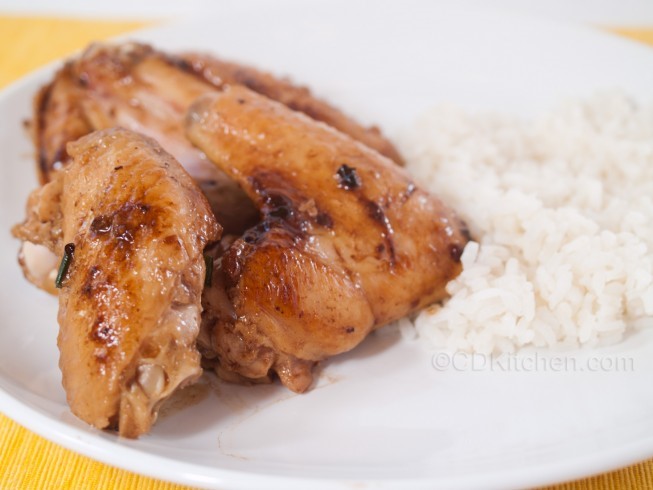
xmin=2 ymin=7 xmax=653 ymax=489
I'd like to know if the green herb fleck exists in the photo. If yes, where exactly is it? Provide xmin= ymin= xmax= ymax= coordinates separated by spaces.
xmin=55 ymin=243 xmax=75 ymax=289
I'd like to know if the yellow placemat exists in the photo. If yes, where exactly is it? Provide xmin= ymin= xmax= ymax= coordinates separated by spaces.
xmin=0 ymin=16 xmax=149 ymax=89
xmin=608 ymin=27 xmax=653 ymax=46
xmin=1 ymin=14 xmax=652 ymax=490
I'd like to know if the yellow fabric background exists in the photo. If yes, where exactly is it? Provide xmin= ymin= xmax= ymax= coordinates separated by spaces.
xmin=1 ymin=14 xmax=652 ymax=490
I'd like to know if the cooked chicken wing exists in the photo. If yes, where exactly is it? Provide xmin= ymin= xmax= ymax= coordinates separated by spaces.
xmin=186 ymin=87 xmax=468 ymax=392
xmin=13 ymin=128 xmax=221 ymax=437
xmin=178 ymin=52 xmax=405 ymax=165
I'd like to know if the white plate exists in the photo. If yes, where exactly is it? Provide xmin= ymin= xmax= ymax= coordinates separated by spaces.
xmin=2 ymin=3 xmax=653 ymax=489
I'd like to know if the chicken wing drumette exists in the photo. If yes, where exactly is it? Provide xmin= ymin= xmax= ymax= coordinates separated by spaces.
xmin=186 ymin=86 xmax=468 ymax=392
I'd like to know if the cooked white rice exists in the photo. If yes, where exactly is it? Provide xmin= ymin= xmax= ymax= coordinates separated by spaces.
xmin=399 ymin=92 xmax=653 ymax=353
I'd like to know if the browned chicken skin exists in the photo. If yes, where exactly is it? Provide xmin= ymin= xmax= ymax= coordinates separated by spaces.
xmin=186 ymin=86 xmax=468 ymax=392
xmin=18 ymin=41 xmax=463 ymax=413
xmin=178 ymin=52 xmax=405 ymax=165
xmin=13 ymin=128 xmax=221 ymax=437
xmin=33 ymin=63 xmax=93 ymax=181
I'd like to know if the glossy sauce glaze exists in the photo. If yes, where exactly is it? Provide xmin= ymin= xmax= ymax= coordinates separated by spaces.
xmin=13 ymin=128 xmax=221 ymax=437
xmin=187 ymin=86 xmax=469 ymax=393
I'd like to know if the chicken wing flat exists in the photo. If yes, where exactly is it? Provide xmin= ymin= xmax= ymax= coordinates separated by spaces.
xmin=13 ymin=128 xmax=221 ymax=437
xmin=186 ymin=87 xmax=468 ymax=392
xmin=177 ymin=52 xmax=405 ymax=165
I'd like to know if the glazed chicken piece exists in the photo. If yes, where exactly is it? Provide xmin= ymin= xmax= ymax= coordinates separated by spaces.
xmin=13 ymin=128 xmax=221 ymax=437
xmin=186 ymin=86 xmax=468 ymax=393
xmin=178 ymin=52 xmax=405 ymax=165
